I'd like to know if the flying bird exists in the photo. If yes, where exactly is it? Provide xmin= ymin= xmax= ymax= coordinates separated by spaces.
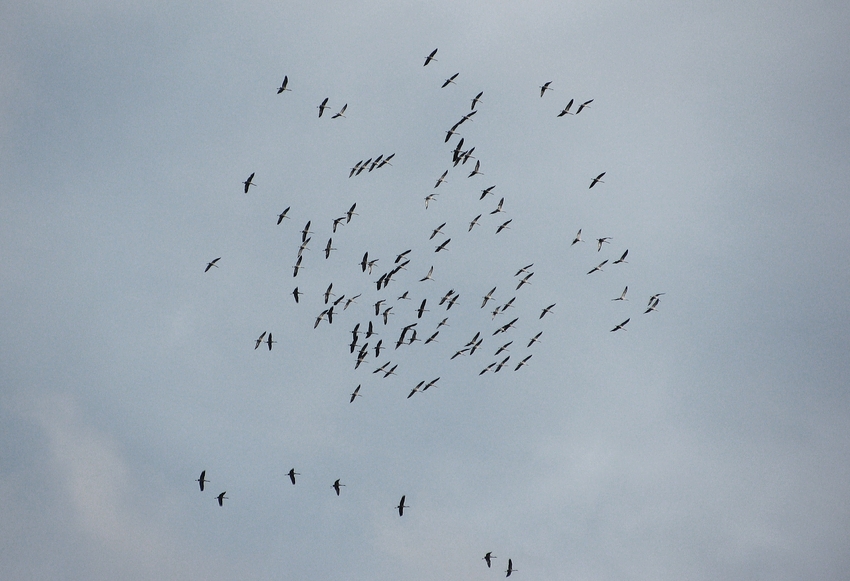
xmin=468 ymin=160 xmax=482 ymax=178
xmin=480 ymin=185 xmax=496 ymax=199
xmin=495 ymin=341 xmax=512 ymax=355
xmin=204 ymin=257 xmax=221 ymax=272
xmin=292 ymin=287 xmax=301 ymax=304
xmin=589 ymin=172 xmax=606 ymax=188
xmin=587 ymin=260 xmax=607 ymax=274
xmin=277 ymin=207 xmax=291 ymax=224
xmin=324 ymin=283 xmax=334 ymax=304
xmin=276 ymin=75 xmax=291 ymax=93
xmin=435 ymin=238 xmax=451 ymax=252
xmin=496 ymin=219 xmax=512 ymax=233
xmin=288 ymin=468 xmax=299 ymax=485
xmin=597 ymin=237 xmax=612 ymax=251
xmin=506 ymin=558 xmax=517 ymax=577
xmin=430 ymin=222 xmax=447 ymax=240
xmin=470 ymin=91 xmax=484 ymax=110
xmin=196 ymin=470 xmax=209 ymax=491
xmin=216 ymin=492 xmax=228 ymax=506
xmin=243 ymin=172 xmax=256 ymax=193
xmin=613 ymin=249 xmax=629 ymax=264
xmin=613 ymin=286 xmax=629 ymax=301
xmin=540 ymin=81 xmax=553 ymax=97
xmin=349 ymin=385 xmax=362 ymax=403
xmin=266 ymin=333 xmax=276 ymax=351
xmin=396 ymin=495 xmax=409 ymax=516
xmin=424 ymin=193 xmax=439 ymax=209
xmin=434 ymin=170 xmax=448 ymax=188
xmin=441 ymin=73 xmax=459 ymax=88
xmin=254 ymin=331 xmax=267 ymax=350
xmin=417 ymin=299 xmax=428 ymax=318
xmin=332 ymin=479 xmax=345 ymax=496
xmin=571 ymin=229 xmax=583 ymax=245
xmin=610 ymin=318 xmax=630 ymax=332
xmin=484 ymin=552 xmax=497 ymax=568
xmin=514 ymin=264 xmax=533 ymax=276
xmin=292 ymin=255 xmax=303 ymax=277
xmin=490 ymin=197 xmax=505 ymax=214
xmin=420 ymin=266 xmax=434 ymax=282
xmin=332 ymin=103 xmax=347 ymax=119
xmin=468 ymin=214 xmax=482 ymax=231
xmin=576 ymin=98 xmax=593 ymax=114
xmin=557 ymin=98 xmax=574 ymax=116
xmin=423 ymin=48 xmax=438 ymax=66
xmin=481 ymin=287 xmax=497 ymax=308
xmin=540 ymin=303 xmax=556 ymax=318
xmin=324 ymin=238 xmax=336 ymax=259
xmin=527 ymin=332 xmax=543 ymax=347
xmin=515 ymin=354 xmax=533 ymax=371
xmin=317 ymin=97 xmax=329 ymax=117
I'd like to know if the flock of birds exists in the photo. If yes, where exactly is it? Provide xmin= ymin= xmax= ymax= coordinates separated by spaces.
xmin=195 ymin=47 xmax=663 ymax=577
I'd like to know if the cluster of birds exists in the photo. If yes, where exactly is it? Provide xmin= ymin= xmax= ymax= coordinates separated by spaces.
xmin=196 ymin=45 xmax=664 ymax=577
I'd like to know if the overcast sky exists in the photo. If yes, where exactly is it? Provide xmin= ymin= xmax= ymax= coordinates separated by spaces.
xmin=2 ymin=1 xmax=850 ymax=580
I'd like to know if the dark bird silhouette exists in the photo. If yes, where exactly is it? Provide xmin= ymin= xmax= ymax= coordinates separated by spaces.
xmin=441 ymin=73 xmax=459 ymax=88
xmin=540 ymin=81 xmax=553 ymax=97
xmin=332 ymin=103 xmax=347 ymax=119
xmin=484 ymin=552 xmax=497 ymax=568
xmin=288 ymin=468 xmax=299 ymax=485
xmin=317 ymin=98 xmax=329 ymax=117
xmin=424 ymin=48 xmax=438 ymax=66
xmin=196 ymin=470 xmax=209 ymax=491
xmin=332 ymin=479 xmax=345 ymax=496
xmin=277 ymin=207 xmax=291 ymax=224
xmin=468 ymin=214 xmax=482 ymax=231
xmin=276 ymin=76 xmax=291 ymax=93
xmin=587 ymin=260 xmax=607 ymax=275
xmin=267 ymin=333 xmax=276 ymax=350
xmin=205 ymin=257 xmax=221 ymax=272
xmin=254 ymin=331 xmax=267 ymax=350
xmin=506 ymin=558 xmax=517 ymax=577
xmin=435 ymin=238 xmax=451 ymax=253
xmin=613 ymin=249 xmax=629 ymax=264
xmin=576 ymin=98 xmax=593 ymax=114
xmin=396 ymin=495 xmax=409 ymax=516
xmin=557 ymin=99 xmax=574 ymax=116
xmin=471 ymin=91 xmax=483 ymax=110
xmin=589 ymin=172 xmax=606 ymax=188
xmin=610 ymin=318 xmax=630 ymax=332
xmin=217 ymin=492 xmax=228 ymax=506
xmin=540 ymin=304 xmax=556 ymax=318
xmin=496 ymin=219 xmax=512 ymax=233
xmin=350 ymin=384 xmax=362 ymax=403
xmin=243 ymin=172 xmax=256 ymax=193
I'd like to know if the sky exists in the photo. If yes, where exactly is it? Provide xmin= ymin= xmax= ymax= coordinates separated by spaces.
xmin=2 ymin=1 xmax=850 ymax=579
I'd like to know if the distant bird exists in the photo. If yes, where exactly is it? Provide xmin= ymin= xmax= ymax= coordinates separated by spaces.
xmin=314 ymin=310 xmax=328 ymax=329
xmin=324 ymin=283 xmax=334 ymax=304
xmin=301 ymin=220 xmax=313 ymax=242
xmin=514 ymin=264 xmax=534 ymax=276
xmin=430 ymin=222 xmax=447 ymax=240
xmin=589 ymin=172 xmax=606 ymax=188
xmin=216 ymin=492 xmax=228 ymax=506
xmin=479 ymin=362 xmax=496 ymax=375
xmin=277 ymin=207 xmax=291 ymax=224
xmin=437 ymin=317 xmax=449 ymax=328
xmin=420 ymin=266 xmax=434 ymax=282
xmin=468 ymin=160 xmax=482 ymax=178
xmin=587 ymin=260 xmax=607 ymax=274
xmin=254 ymin=331 xmax=267 ymax=350
xmin=468 ymin=214 xmax=482 ymax=231
xmin=293 ymin=255 xmax=303 ymax=277
xmin=597 ymin=237 xmax=612 ymax=251
xmin=494 ymin=356 xmax=511 ymax=372
xmin=349 ymin=160 xmax=363 ymax=178
xmin=480 ymin=185 xmax=496 ymax=200
xmin=332 ymin=216 xmax=345 ymax=232
xmin=379 ymin=153 xmax=395 ymax=167
xmin=243 ymin=172 xmax=256 ymax=193
xmin=408 ymin=381 xmax=424 ymax=398
xmin=205 ymin=257 xmax=221 ymax=272
xmin=317 ymin=97 xmax=329 ymax=117
xmin=557 ymin=99 xmax=574 ymax=116
xmin=452 ymin=138 xmax=465 ymax=163
xmin=276 ymin=76 xmax=291 ymax=93
xmin=496 ymin=219 xmax=512 ymax=233
xmin=196 ymin=470 xmax=209 ymax=491
xmin=459 ymin=110 xmax=477 ymax=124
xmin=540 ymin=303 xmax=556 ymax=318
xmin=515 ymin=354 xmax=532 ymax=371
xmin=324 ymin=238 xmax=337 ymax=259
xmin=288 ymin=468 xmax=299 ymax=485
xmin=346 ymin=203 xmax=358 ymax=223
xmin=434 ymin=170 xmax=448 ymax=188
xmin=345 ymin=294 xmax=361 ymax=310
xmin=576 ymin=98 xmax=593 ymax=114
xmin=441 ymin=73 xmax=459 ymax=88
xmin=266 ymin=333 xmax=276 ymax=351
xmin=425 ymin=331 xmax=439 ymax=344
xmin=610 ymin=318 xmax=630 ymax=332
xmin=417 ymin=299 xmax=428 ymax=318
xmin=446 ymin=294 xmax=460 ymax=310
xmin=495 ymin=341 xmax=512 ymax=355
xmin=490 ymin=197 xmax=505 ymax=214
xmin=332 ymin=479 xmax=345 ymax=496
xmin=527 ymin=331 xmax=542 ymax=347
xmin=613 ymin=286 xmax=629 ymax=301
xmin=571 ymin=229 xmax=583 ymax=245
xmin=506 ymin=558 xmax=517 ymax=577
xmin=471 ymin=91 xmax=484 ymax=110
xmin=540 ymin=81 xmax=553 ymax=97
xmin=396 ymin=495 xmax=409 ymax=516
xmin=481 ymin=287 xmax=497 ymax=308
xmin=350 ymin=385 xmax=362 ymax=403
xmin=613 ymin=249 xmax=629 ymax=264
xmin=374 ymin=339 xmax=384 ymax=357
xmin=435 ymin=238 xmax=451 ymax=252
xmin=424 ymin=193 xmax=439 ymax=209
xmin=516 ymin=273 xmax=534 ymax=290
xmin=484 ymin=552 xmax=497 ymax=568
xmin=332 ymin=103 xmax=347 ymax=119
xmin=423 ymin=48 xmax=438 ymax=66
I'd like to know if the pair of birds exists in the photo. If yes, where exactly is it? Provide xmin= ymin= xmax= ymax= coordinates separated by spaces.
xmin=196 ymin=471 xmax=228 ymax=506
xmin=483 ymin=552 xmax=518 ymax=577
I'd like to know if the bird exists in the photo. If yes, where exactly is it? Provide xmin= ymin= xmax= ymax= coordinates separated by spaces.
xmin=204 ymin=257 xmax=221 ymax=272
xmin=613 ymin=286 xmax=629 ymax=301
xmin=314 ymin=310 xmax=328 ymax=329
xmin=468 ymin=214 xmax=482 ymax=231
xmin=424 ymin=193 xmax=439 ymax=209
xmin=587 ymin=260 xmax=607 ymax=274
xmin=349 ymin=160 xmax=363 ymax=178
xmin=481 ymin=287 xmax=497 ymax=308
xmin=297 ymin=237 xmax=311 ymax=257
xmin=516 ymin=273 xmax=534 ymax=290
xmin=430 ymin=222 xmax=446 ymax=240
xmin=345 ymin=294 xmax=361 ymax=310
xmin=417 ymin=299 xmax=428 ymax=318
xmin=276 ymin=75 xmax=290 ymax=93
xmin=495 ymin=341 xmax=512 ymax=355
xmin=452 ymin=138 xmax=465 ymax=163
xmin=515 ymin=354 xmax=532 ymax=371
xmin=468 ymin=160 xmax=482 ymax=178
xmin=292 ymin=256 xmax=303 ymax=277
xmin=266 ymin=333 xmax=276 ymax=351
xmin=557 ymin=99 xmax=574 ymax=116
xmin=332 ymin=479 xmax=345 ymax=496
xmin=420 ymin=266 xmax=434 ymax=282
xmin=470 ymin=91 xmax=484 ymax=110
xmin=496 ymin=219 xmax=512 ymax=233
xmin=425 ymin=331 xmax=439 ymax=344
xmin=506 ymin=558 xmax=517 ymax=577
xmin=324 ymin=238 xmax=337 ymax=259
xmin=243 ymin=172 xmax=256 ymax=193
xmin=480 ymin=185 xmax=496 ymax=199
xmin=196 ymin=470 xmax=209 ymax=491
xmin=441 ymin=73 xmax=459 ymax=88
xmin=277 ymin=207 xmax=291 ymax=224
xmin=301 ymin=220 xmax=313 ymax=242
xmin=540 ymin=303 xmax=556 ymax=318
xmin=288 ymin=468 xmax=299 ymax=485
xmin=317 ymin=97 xmax=329 ymax=117
xmin=254 ymin=331 xmax=267 ymax=350
xmin=423 ymin=48 xmax=438 ymax=66
xmin=610 ymin=318 xmax=630 ymax=332
xmin=434 ymin=170 xmax=448 ymax=188
xmin=514 ymin=264 xmax=534 ymax=276
xmin=494 ymin=356 xmax=511 ymax=372
xmin=374 ymin=339 xmax=384 ymax=358
xmin=396 ymin=495 xmax=409 ymax=516
xmin=331 ymin=216 xmax=344 ymax=233
xmin=216 ymin=492 xmax=228 ymax=506
xmin=527 ymin=331 xmax=542 ymax=347
xmin=597 ymin=237 xmax=612 ymax=251
xmin=613 ymin=249 xmax=629 ymax=264
xmin=490 ymin=197 xmax=505 ymax=214
xmin=346 ymin=203 xmax=358 ymax=223
xmin=576 ymin=98 xmax=593 ymax=114
xmin=379 ymin=153 xmax=395 ymax=167
xmin=446 ymin=294 xmax=460 ymax=310
xmin=479 ymin=362 xmax=496 ymax=375
xmin=437 ymin=317 xmax=449 ymax=328
xmin=540 ymin=81 xmax=553 ymax=97
xmin=571 ymin=229 xmax=583 ymax=245
xmin=589 ymin=172 xmax=606 ymax=188
xmin=435 ymin=238 xmax=451 ymax=252
xmin=484 ymin=552 xmax=497 ymax=568
xmin=324 ymin=283 xmax=334 ymax=304
xmin=349 ymin=385 xmax=362 ymax=403
xmin=332 ymin=103 xmax=347 ymax=119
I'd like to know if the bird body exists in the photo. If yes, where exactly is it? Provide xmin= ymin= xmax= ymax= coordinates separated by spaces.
xmin=197 ymin=470 xmax=209 ymax=491
xmin=424 ymin=48 xmax=438 ymax=66
xmin=205 ymin=257 xmax=221 ymax=272
xmin=276 ymin=75 xmax=290 ymax=93
xmin=396 ymin=495 xmax=409 ymax=516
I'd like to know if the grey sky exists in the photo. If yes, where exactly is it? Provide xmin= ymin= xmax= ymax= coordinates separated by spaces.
xmin=2 ymin=1 xmax=849 ymax=579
